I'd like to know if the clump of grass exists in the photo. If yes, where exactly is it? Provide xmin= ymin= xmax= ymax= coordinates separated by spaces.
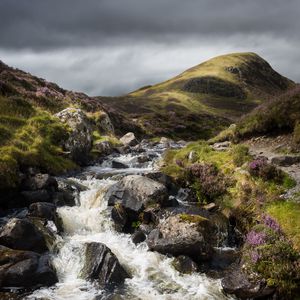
xmin=231 ymin=144 xmax=251 ymax=167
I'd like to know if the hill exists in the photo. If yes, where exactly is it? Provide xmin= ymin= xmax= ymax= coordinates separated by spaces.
xmin=100 ymin=52 xmax=294 ymax=139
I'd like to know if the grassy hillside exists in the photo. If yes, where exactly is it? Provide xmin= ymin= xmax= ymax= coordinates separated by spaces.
xmin=100 ymin=52 xmax=294 ymax=139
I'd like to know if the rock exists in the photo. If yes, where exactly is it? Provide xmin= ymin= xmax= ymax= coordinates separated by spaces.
xmin=131 ymin=230 xmax=146 ymax=245
xmin=29 ymin=202 xmax=56 ymax=220
xmin=188 ymin=150 xmax=197 ymax=162
xmin=146 ymin=214 xmax=214 ymax=261
xmin=271 ymin=155 xmax=300 ymax=167
xmin=55 ymin=108 xmax=93 ymax=164
xmin=160 ymin=137 xmax=173 ymax=147
xmin=222 ymin=265 xmax=275 ymax=299
xmin=0 ymin=218 xmax=48 ymax=253
xmin=212 ymin=141 xmax=231 ymax=151
xmin=120 ymin=132 xmax=138 ymax=147
xmin=81 ymin=242 xmax=129 ymax=288
xmin=111 ymin=160 xmax=129 ymax=169
xmin=209 ymin=248 xmax=239 ymax=271
xmin=106 ymin=175 xmax=169 ymax=213
xmin=111 ymin=204 xmax=128 ymax=232
xmin=97 ymin=112 xmax=115 ymax=135
xmin=203 ymin=203 xmax=218 ymax=212
xmin=21 ymin=189 xmax=51 ymax=205
xmin=144 ymin=172 xmax=178 ymax=195
xmin=56 ymin=178 xmax=84 ymax=206
xmin=0 ymin=245 xmax=57 ymax=289
xmin=94 ymin=140 xmax=113 ymax=156
xmin=21 ymin=173 xmax=58 ymax=192
xmin=172 ymin=255 xmax=198 ymax=274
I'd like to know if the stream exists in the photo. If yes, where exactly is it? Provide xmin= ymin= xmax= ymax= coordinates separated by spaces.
xmin=26 ymin=141 xmax=231 ymax=300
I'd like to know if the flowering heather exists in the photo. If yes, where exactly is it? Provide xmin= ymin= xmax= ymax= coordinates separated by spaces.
xmin=250 ymin=250 xmax=261 ymax=263
xmin=246 ymin=230 xmax=266 ymax=246
xmin=249 ymin=158 xmax=266 ymax=171
xmin=261 ymin=214 xmax=281 ymax=233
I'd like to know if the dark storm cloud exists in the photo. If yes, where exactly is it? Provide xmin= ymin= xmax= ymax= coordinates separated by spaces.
xmin=0 ymin=0 xmax=299 ymax=49
xmin=0 ymin=0 xmax=299 ymax=96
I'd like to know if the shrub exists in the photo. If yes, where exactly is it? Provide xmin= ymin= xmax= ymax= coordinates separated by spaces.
xmin=248 ymin=158 xmax=283 ymax=182
xmin=187 ymin=163 xmax=227 ymax=203
xmin=244 ymin=223 xmax=300 ymax=297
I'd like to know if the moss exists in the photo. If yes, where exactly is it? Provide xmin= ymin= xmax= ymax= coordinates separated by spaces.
xmin=179 ymin=214 xmax=208 ymax=224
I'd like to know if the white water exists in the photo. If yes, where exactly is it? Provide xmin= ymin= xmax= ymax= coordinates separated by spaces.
xmin=27 ymin=145 xmax=231 ymax=300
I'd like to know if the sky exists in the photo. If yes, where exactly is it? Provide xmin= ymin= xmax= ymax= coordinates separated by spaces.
xmin=0 ymin=0 xmax=299 ymax=96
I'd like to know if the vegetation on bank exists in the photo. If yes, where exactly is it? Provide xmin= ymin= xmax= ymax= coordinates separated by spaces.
xmin=0 ymin=95 xmax=76 ymax=189
xmin=161 ymin=140 xmax=300 ymax=297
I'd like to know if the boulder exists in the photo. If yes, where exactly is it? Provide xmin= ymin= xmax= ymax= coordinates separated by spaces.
xmin=21 ymin=173 xmax=58 ymax=192
xmin=106 ymin=175 xmax=169 ymax=213
xmin=271 ymin=155 xmax=300 ymax=167
xmin=172 ymin=255 xmax=198 ymax=274
xmin=55 ymin=108 xmax=93 ymax=164
xmin=81 ymin=242 xmax=129 ymax=288
xmin=212 ymin=141 xmax=231 ymax=151
xmin=131 ymin=230 xmax=146 ymax=245
xmin=222 ymin=265 xmax=275 ymax=299
xmin=120 ymin=132 xmax=138 ymax=147
xmin=94 ymin=140 xmax=113 ymax=156
xmin=111 ymin=160 xmax=129 ymax=169
xmin=0 ymin=218 xmax=48 ymax=253
xmin=146 ymin=214 xmax=214 ymax=261
xmin=0 ymin=245 xmax=57 ymax=289
xmin=29 ymin=202 xmax=56 ymax=220
xmin=21 ymin=189 xmax=51 ymax=205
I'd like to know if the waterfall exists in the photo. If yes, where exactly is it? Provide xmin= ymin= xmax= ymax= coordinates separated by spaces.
xmin=27 ymin=145 xmax=232 ymax=300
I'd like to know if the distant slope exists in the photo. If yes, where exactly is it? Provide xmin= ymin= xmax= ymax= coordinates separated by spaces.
xmin=100 ymin=52 xmax=294 ymax=139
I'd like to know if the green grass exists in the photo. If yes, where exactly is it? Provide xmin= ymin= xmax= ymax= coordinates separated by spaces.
xmin=267 ymin=201 xmax=300 ymax=251
xmin=0 ymin=95 xmax=76 ymax=189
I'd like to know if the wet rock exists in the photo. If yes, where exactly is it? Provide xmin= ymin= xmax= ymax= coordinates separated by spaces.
xmin=0 ymin=218 xmax=48 ymax=253
xmin=21 ymin=174 xmax=58 ymax=193
xmin=0 ymin=245 xmax=57 ymax=289
xmin=94 ymin=140 xmax=113 ymax=156
xmin=172 ymin=255 xmax=198 ymax=274
xmin=120 ymin=132 xmax=138 ymax=147
xmin=55 ymin=108 xmax=93 ymax=164
xmin=111 ymin=204 xmax=128 ymax=232
xmin=111 ymin=160 xmax=129 ymax=169
xmin=212 ymin=141 xmax=231 ymax=151
xmin=106 ymin=175 xmax=169 ymax=213
xmin=21 ymin=190 xmax=51 ymax=205
xmin=131 ymin=230 xmax=146 ymax=244
xmin=271 ymin=155 xmax=300 ymax=166
xmin=146 ymin=214 xmax=214 ymax=261
xmin=144 ymin=172 xmax=178 ymax=195
xmin=29 ymin=202 xmax=56 ymax=220
xmin=55 ymin=178 xmax=84 ymax=206
xmin=81 ymin=242 xmax=129 ymax=288
xmin=221 ymin=264 xmax=275 ymax=299
xmin=209 ymin=248 xmax=239 ymax=271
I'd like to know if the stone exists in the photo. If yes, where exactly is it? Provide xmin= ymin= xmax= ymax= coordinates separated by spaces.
xmin=106 ymin=175 xmax=169 ymax=213
xmin=222 ymin=264 xmax=275 ymax=299
xmin=21 ymin=173 xmax=58 ymax=192
xmin=172 ymin=255 xmax=198 ymax=274
xmin=94 ymin=140 xmax=113 ymax=156
xmin=271 ymin=155 xmax=300 ymax=167
xmin=81 ymin=242 xmax=129 ymax=289
xmin=120 ymin=132 xmax=138 ymax=147
xmin=29 ymin=202 xmax=56 ymax=220
xmin=0 ymin=218 xmax=48 ymax=253
xmin=203 ymin=203 xmax=218 ymax=212
xmin=131 ymin=230 xmax=146 ymax=245
xmin=55 ymin=108 xmax=93 ymax=164
xmin=111 ymin=160 xmax=129 ymax=169
xmin=0 ymin=245 xmax=57 ymax=289
xmin=21 ymin=189 xmax=51 ymax=205
xmin=212 ymin=141 xmax=231 ymax=151
xmin=146 ymin=214 xmax=214 ymax=261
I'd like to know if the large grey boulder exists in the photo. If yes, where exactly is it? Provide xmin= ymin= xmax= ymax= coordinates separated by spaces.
xmin=222 ymin=264 xmax=275 ymax=299
xmin=0 ymin=245 xmax=57 ymax=289
xmin=120 ymin=132 xmax=138 ymax=147
xmin=146 ymin=214 xmax=214 ymax=261
xmin=0 ymin=218 xmax=48 ymax=253
xmin=81 ymin=242 xmax=129 ymax=289
xmin=55 ymin=108 xmax=92 ymax=164
xmin=106 ymin=175 xmax=169 ymax=212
